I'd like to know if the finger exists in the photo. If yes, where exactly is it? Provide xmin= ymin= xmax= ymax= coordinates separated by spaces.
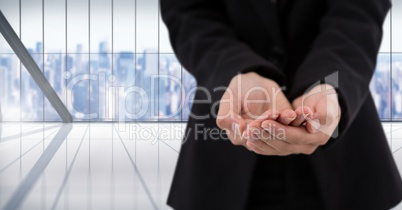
xmin=305 ymin=114 xmax=321 ymax=134
xmin=262 ymin=120 xmax=328 ymax=145
xmin=290 ymin=106 xmax=313 ymax=127
xmin=247 ymin=118 xmax=287 ymax=142
xmin=246 ymin=120 xmax=319 ymax=155
xmin=315 ymin=97 xmax=339 ymax=127
xmin=247 ymin=137 xmax=317 ymax=156
xmin=246 ymin=138 xmax=281 ymax=156
xmin=309 ymin=99 xmax=340 ymax=137
xmin=277 ymin=108 xmax=297 ymax=125
xmin=216 ymin=91 xmax=249 ymax=145
xmin=246 ymin=110 xmax=279 ymax=130
xmin=228 ymin=118 xmax=248 ymax=146
xmin=255 ymin=109 xmax=280 ymax=122
xmin=216 ymin=113 xmax=247 ymax=143
xmin=260 ymin=129 xmax=292 ymax=144
xmin=246 ymin=142 xmax=269 ymax=155
xmin=246 ymin=122 xmax=309 ymax=155
xmin=243 ymin=109 xmax=278 ymax=140
xmin=216 ymin=91 xmax=240 ymax=131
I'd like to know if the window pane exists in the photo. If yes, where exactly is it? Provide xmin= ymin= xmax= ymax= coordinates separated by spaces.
xmin=113 ymin=0 xmax=135 ymax=53
xmin=21 ymin=0 xmax=42 ymax=51
xmin=21 ymin=60 xmax=44 ymax=121
xmin=182 ymin=69 xmax=196 ymax=121
xmin=44 ymin=53 xmax=66 ymax=121
xmin=114 ymin=53 xmax=136 ymax=121
xmin=379 ymin=12 xmax=391 ymax=53
xmin=0 ymin=0 xmax=19 ymax=53
xmin=66 ymin=54 xmax=90 ymax=121
xmin=392 ymin=0 xmax=402 ymax=53
xmin=67 ymin=0 xmax=88 ymax=53
xmin=90 ymin=0 xmax=111 ymax=53
xmin=44 ymin=0 xmax=65 ymax=53
xmin=21 ymin=0 xmax=43 ymax=121
xmin=370 ymin=53 xmax=392 ymax=120
xmin=392 ymin=53 xmax=402 ymax=120
xmin=89 ymin=54 xmax=112 ymax=121
xmin=0 ymin=54 xmax=21 ymax=121
xmin=134 ymin=53 xmax=158 ymax=121
xmin=136 ymin=0 xmax=158 ymax=53
xmin=159 ymin=15 xmax=173 ymax=53
xmin=159 ymin=54 xmax=182 ymax=121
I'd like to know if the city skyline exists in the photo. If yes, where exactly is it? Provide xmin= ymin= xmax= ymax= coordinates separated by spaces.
xmin=0 ymin=40 xmax=196 ymax=122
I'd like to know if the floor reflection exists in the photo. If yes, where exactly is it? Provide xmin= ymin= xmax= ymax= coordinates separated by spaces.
xmin=0 ymin=123 xmax=183 ymax=210
xmin=0 ymin=122 xmax=401 ymax=209
xmin=4 ymin=124 xmax=72 ymax=210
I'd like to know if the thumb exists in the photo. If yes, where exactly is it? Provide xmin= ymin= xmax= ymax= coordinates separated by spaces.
xmin=216 ymin=94 xmax=247 ymax=144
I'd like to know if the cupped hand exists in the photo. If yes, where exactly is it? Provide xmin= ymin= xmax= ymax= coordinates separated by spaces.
xmin=246 ymin=84 xmax=341 ymax=155
xmin=216 ymin=72 xmax=294 ymax=148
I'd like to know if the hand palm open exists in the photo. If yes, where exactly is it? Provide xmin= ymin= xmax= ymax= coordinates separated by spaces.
xmin=217 ymin=72 xmax=341 ymax=155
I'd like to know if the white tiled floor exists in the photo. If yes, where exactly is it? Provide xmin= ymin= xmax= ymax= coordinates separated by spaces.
xmin=0 ymin=122 xmax=401 ymax=210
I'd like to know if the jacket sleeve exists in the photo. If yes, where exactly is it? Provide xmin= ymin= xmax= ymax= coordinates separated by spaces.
xmin=286 ymin=0 xmax=391 ymax=147
xmin=160 ymin=0 xmax=286 ymax=91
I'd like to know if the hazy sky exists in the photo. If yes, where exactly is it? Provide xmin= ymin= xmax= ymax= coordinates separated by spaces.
xmin=0 ymin=0 xmax=173 ymax=54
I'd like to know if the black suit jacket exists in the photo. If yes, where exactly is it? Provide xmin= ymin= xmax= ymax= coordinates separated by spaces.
xmin=161 ymin=0 xmax=402 ymax=209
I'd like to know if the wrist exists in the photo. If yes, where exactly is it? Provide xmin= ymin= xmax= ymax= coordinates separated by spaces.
xmin=240 ymin=71 xmax=278 ymax=86
xmin=241 ymin=67 xmax=285 ymax=87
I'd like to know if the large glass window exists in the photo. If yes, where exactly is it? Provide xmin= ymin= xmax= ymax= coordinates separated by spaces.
xmin=0 ymin=0 xmax=20 ymax=121
xmin=369 ymin=0 xmax=402 ymax=121
xmin=0 ymin=0 xmax=196 ymax=122
xmin=0 ymin=0 xmax=398 ymax=122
